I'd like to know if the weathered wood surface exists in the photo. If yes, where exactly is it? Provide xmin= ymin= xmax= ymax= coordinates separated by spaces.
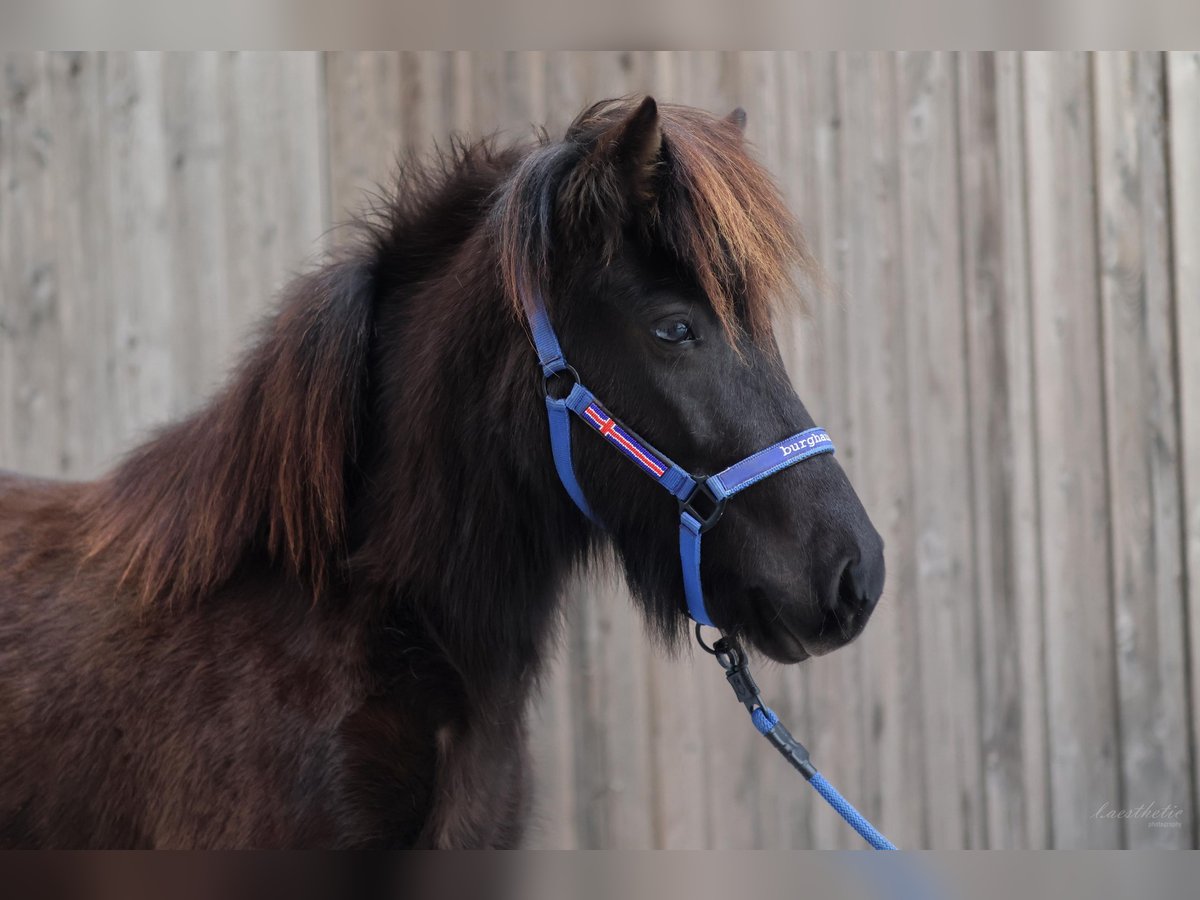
xmin=1022 ymin=51 xmax=1121 ymax=849
xmin=1093 ymin=51 xmax=1191 ymax=849
xmin=2 ymin=51 xmax=1198 ymax=848
xmin=958 ymin=50 xmax=1051 ymax=850
xmin=1167 ymin=50 xmax=1200 ymax=852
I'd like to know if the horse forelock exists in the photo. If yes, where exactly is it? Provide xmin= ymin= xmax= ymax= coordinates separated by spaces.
xmin=496 ymin=97 xmax=815 ymax=345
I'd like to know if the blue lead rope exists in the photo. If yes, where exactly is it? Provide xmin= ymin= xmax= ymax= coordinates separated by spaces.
xmin=755 ymin=709 xmax=896 ymax=850
xmin=808 ymin=772 xmax=896 ymax=850
xmin=706 ymin=630 xmax=897 ymax=850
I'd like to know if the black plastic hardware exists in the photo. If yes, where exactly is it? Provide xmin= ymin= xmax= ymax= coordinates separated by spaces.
xmin=679 ymin=478 xmax=728 ymax=533
xmin=762 ymin=720 xmax=816 ymax=780
xmin=706 ymin=631 xmax=817 ymax=781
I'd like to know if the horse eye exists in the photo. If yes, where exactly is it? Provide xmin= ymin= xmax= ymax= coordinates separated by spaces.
xmin=653 ymin=319 xmax=696 ymax=344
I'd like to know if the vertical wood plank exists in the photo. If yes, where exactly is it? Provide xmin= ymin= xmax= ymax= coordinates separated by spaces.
xmin=397 ymin=53 xmax=457 ymax=161
xmin=219 ymin=51 xmax=326 ymax=341
xmin=838 ymin=50 xmax=928 ymax=848
xmin=160 ymin=52 xmax=230 ymax=413
xmin=1 ymin=53 xmax=63 ymax=477
xmin=524 ymin=644 xmax=579 ymax=848
xmin=160 ymin=52 xmax=327 ymax=412
xmin=791 ymin=51 xmax=875 ymax=851
xmin=673 ymin=51 xmax=740 ymax=111
xmin=1023 ymin=50 xmax=1122 ymax=847
xmin=44 ymin=52 xmax=121 ymax=476
xmin=462 ymin=51 xmax=546 ymax=139
xmin=1093 ymin=50 xmax=1192 ymax=848
xmin=958 ymin=50 xmax=1052 ymax=849
xmin=324 ymin=52 xmax=404 ymax=227
xmin=762 ymin=49 xmax=823 ymax=850
xmin=324 ymin=51 xmax=476 ymax=227
xmin=104 ymin=52 xmax=178 ymax=439
xmin=1166 ymin=50 xmax=1200 ymax=851
xmin=896 ymin=50 xmax=985 ymax=849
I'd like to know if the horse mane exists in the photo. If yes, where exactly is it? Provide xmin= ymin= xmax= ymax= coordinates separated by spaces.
xmin=79 ymin=253 xmax=375 ymax=606
xmin=497 ymin=98 xmax=813 ymax=345
xmin=78 ymin=98 xmax=810 ymax=607
xmin=80 ymin=142 xmax=516 ymax=606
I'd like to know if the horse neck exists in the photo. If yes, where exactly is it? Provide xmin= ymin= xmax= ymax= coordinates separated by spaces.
xmin=352 ymin=236 xmax=593 ymax=691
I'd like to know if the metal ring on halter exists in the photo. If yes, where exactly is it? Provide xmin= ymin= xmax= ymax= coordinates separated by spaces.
xmin=695 ymin=623 xmax=722 ymax=655
xmin=542 ymin=364 xmax=580 ymax=401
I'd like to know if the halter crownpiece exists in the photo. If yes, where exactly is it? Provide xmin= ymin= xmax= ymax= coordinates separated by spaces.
xmin=521 ymin=288 xmax=835 ymax=627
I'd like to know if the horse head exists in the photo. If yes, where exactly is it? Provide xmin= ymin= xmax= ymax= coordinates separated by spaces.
xmin=498 ymin=98 xmax=885 ymax=662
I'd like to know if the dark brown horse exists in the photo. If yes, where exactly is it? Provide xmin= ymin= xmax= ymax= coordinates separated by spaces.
xmin=0 ymin=98 xmax=884 ymax=848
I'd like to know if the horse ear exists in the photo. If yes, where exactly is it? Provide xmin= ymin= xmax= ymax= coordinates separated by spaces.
xmin=557 ymin=97 xmax=663 ymax=246
xmin=591 ymin=96 xmax=662 ymax=205
xmin=726 ymin=107 xmax=748 ymax=132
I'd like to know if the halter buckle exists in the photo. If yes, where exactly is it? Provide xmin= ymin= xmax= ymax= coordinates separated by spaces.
xmin=679 ymin=477 xmax=727 ymax=534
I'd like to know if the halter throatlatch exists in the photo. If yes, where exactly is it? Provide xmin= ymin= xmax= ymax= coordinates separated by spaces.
xmin=521 ymin=285 xmax=897 ymax=851
xmin=522 ymin=288 xmax=834 ymax=626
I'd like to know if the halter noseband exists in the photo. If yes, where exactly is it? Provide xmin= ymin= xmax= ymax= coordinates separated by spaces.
xmin=523 ymin=289 xmax=834 ymax=627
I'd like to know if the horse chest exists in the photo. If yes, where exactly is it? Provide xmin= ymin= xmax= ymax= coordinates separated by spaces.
xmin=336 ymin=659 xmax=534 ymax=848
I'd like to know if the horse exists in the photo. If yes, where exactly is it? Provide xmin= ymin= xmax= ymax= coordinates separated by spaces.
xmin=0 ymin=97 xmax=885 ymax=848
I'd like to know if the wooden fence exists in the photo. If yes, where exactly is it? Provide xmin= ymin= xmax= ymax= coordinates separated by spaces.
xmin=2 ymin=51 xmax=1198 ymax=848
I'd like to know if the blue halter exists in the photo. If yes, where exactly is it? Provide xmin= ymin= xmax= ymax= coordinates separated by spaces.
xmin=522 ymin=286 xmax=897 ymax=851
xmin=523 ymin=289 xmax=834 ymax=627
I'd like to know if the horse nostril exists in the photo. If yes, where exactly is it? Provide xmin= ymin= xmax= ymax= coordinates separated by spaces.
xmin=837 ymin=558 xmax=882 ymax=614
